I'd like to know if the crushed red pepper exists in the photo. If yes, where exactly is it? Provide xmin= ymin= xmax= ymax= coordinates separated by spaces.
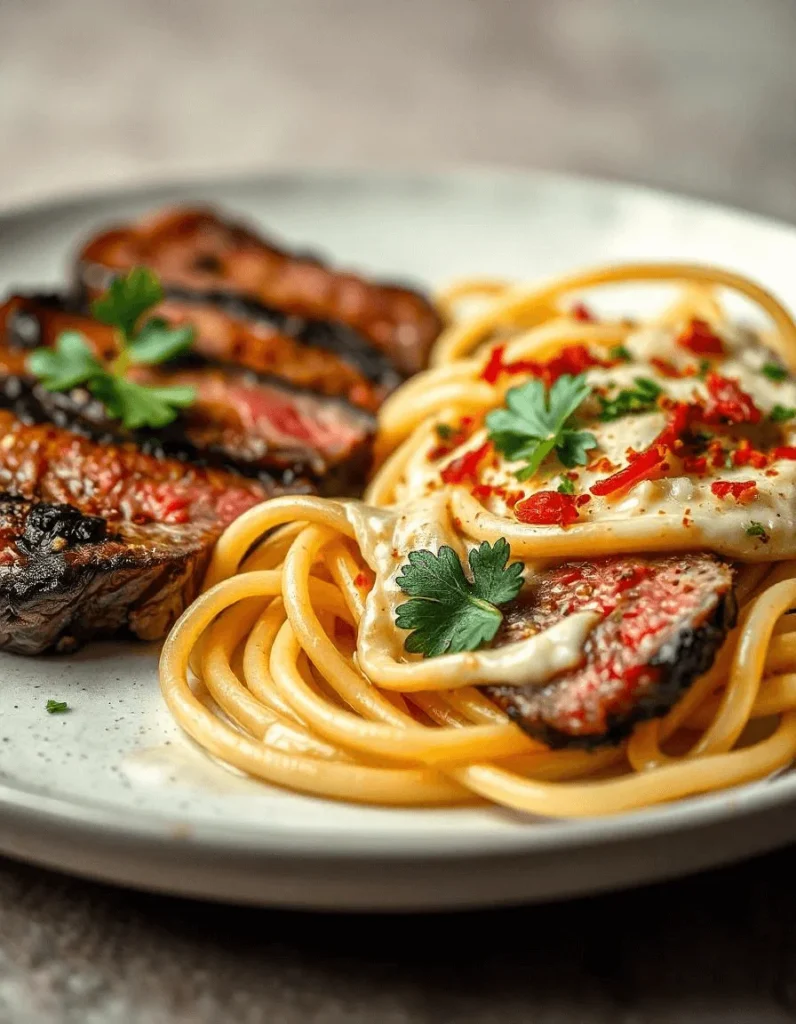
xmin=440 ymin=441 xmax=492 ymax=485
xmin=710 ymin=480 xmax=758 ymax=502
xmin=515 ymin=490 xmax=580 ymax=526
xmin=703 ymin=372 xmax=761 ymax=425
xmin=678 ymin=319 xmax=725 ymax=356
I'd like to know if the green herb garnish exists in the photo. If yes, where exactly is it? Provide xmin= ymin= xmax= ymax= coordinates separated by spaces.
xmin=746 ymin=522 xmax=768 ymax=540
xmin=557 ymin=477 xmax=576 ymax=495
xmin=27 ymin=268 xmax=196 ymax=430
xmin=485 ymin=374 xmax=597 ymax=481
xmin=697 ymin=359 xmax=712 ymax=379
xmin=46 ymin=700 xmax=69 ymax=714
xmin=394 ymin=539 xmax=524 ymax=657
xmin=770 ymin=404 xmax=796 ymax=423
xmin=598 ymin=377 xmax=663 ymax=421
xmin=762 ymin=362 xmax=788 ymax=382
xmin=609 ymin=345 xmax=631 ymax=362
xmin=435 ymin=423 xmax=454 ymax=440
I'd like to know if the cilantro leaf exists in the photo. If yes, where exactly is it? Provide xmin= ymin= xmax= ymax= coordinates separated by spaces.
xmin=46 ymin=699 xmax=69 ymax=714
xmin=609 ymin=345 xmax=631 ymax=361
xmin=435 ymin=423 xmax=454 ymax=440
xmin=746 ymin=521 xmax=768 ymax=539
xmin=127 ymin=318 xmax=195 ymax=366
xmin=761 ymin=362 xmax=788 ymax=382
xmin=770 ymin=404 xmax=796 ymax=423
xmin=89 ymin=376 xmax=196 ymax=430
xmin=26 ymin=332 xmax=103 ymax=391
xmin=486 ymin=374 xmax=597 ymax=481
xmin=91 ymin=267 xmax=164 ymax=337
xmin=394 ymin=539 xmax=524 ymax=657
xmin=598 ymin=377 xmax=663 ymax=421
xmin=557 ymin=477 xmax=576 ymax=495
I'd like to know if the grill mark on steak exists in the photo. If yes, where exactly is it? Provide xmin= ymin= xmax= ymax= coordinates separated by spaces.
xmin=0 ymin=295 xmax=373 ymax=495
xmin=485 ymin=554 xmax=736 ymax=749
xmin=0 ymin=414 xmax=270 ymax=655
xmin=155 ymin=289 xmax=402 ymax=412
xmin=74 ymin=206 xmax=443 ymax=375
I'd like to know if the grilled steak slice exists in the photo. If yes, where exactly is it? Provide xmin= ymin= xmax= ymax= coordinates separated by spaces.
xmin=0 ymin=295 xmax=374 ymax=494
xmin=0 ymin=418 xmax=270 ymax=654
xmin=486 ymin=554 xmax=736 ymax=749
xmin=155 ymin=290 xmax=402 ymax=412
xmin=75 ymin=206 xmax=443 ymax=374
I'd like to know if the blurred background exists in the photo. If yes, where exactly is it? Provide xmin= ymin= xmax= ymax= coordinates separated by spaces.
xmin=2 ymin=0 xmax=796 ymax=220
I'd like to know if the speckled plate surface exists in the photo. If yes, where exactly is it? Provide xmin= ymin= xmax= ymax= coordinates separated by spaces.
xmin=3 ymin=169 xmax=796 ymax=911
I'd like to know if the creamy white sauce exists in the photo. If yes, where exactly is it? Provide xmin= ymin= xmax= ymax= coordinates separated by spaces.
xmin=342 ymin=499 xmax=596 ymax=689
xmin=396 ymin=320 xmax=796 ymax=560
xmin=340 ymin=319 xmax=796 ymax=692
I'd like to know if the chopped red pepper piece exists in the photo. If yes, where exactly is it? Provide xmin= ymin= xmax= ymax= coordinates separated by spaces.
xmin=732 ymin=439 xmax=768 ymax=469
xmin=590 ymin=445 xmax=667 ymax=496
xmin=650 ymin=357 xmax=683 ymax=378
xmin=704 ymin=372 xmax=761 ymax=425
xmin=683 ymin=455 xmax=707 ymax=474
xmin=515 ymin=490 xmax=580 ymax=526
xmin=571 ymin=302 xmax=594 ymax=322
xmin=481 ymin=345 xmax=508 ymax=385
xmin=772 ymin=446 xmax=796 ymax=460
xmin=678 ymin=319 xmax=725 ymax=356
xmin=654 ymin=402 xmax=695 ymax=451
xmin=479 ymin=343 xmax=604 ymax=385
xmin=710 ymin=480 xmax=757 ymax=501
xmin=542 ymin=345 xmax=604 ymax=383
xmin=440 ymin=442 xmax=491 ymax=484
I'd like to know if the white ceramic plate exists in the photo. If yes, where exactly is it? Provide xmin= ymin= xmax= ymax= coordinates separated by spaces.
xmin=2 ymin=168 xmax=796 ymax=911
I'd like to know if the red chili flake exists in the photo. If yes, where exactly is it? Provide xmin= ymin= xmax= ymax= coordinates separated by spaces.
xmin=732 ymin=439 xmax=768 ymax=469
xmin=479 ymin=343 xmax=604 ymax=385
xmin=571 ymin=301 xmax=594 ymax=322
xmin=542 ymin=345 xmax=604 ymax=383
xmin=354 ymin=572 xmax=373 ymax=589
xmin=773 ymin=446 xmax=796 ymax=460
xmin=704 ymin=372 xmax=761 ymax=425
xmin=589 ymin=456 xmax=618 ymax=474
xmin=481 ymin=345 xmax=507 ymax=384
xmin=655 ymin=402 xmax=696 ymax=451
xmin=440 ymin=442 xmax=491 ymax=484
xmin=429 ymin=415 xmax=476 ymax=459
xmin=650 ymin=357 xmax=683 ymax=378
xmin=590 ymin=445 xmax=667 ymax=496
xmin=471 ymin=484 xmax=494 ymax=502
xmin=678 ymin=319 xmax=725 ymax=356
xmin=683 ymin=455 xmax=707 ymax=474
xmin=707 ymin=438 xmax=729 ymax=468
xmin=710 ymin=480 xmax=758 ymax=502
xmin=576 ymin=494 xmax=592 ymax=506
xmin=515 ymin=490 xmax=580 ymax=526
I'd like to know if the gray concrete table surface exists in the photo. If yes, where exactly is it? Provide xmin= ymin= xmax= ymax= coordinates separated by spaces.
xmin=3 ymin=0 xmax=796 ymax=1020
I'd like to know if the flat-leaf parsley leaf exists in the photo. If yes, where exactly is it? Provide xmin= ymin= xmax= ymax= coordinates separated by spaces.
xmin=27 ymin=268 xmax=196 ymax=430
xmin=598 ymin=377 xmax=662 ymax=421
xmin=394 ymin=539 xmax=524 ymax=657
xmin=46 ymin=699 xmax=69 ymax=714
xmin=761 ymin=362 xmax=788 ymax=383
xmin=770 ymin=404 xmax=796 ymax=423
xmin=486 ymin=373 xmax=597 ymax=481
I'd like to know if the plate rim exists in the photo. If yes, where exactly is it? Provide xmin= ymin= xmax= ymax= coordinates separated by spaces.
xmin=3 ymin=165 xmax=796 ymax=893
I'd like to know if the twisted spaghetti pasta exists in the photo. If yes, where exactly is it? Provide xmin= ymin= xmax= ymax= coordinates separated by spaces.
xmin=160 ymin=263 xmax=796 ymax=817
